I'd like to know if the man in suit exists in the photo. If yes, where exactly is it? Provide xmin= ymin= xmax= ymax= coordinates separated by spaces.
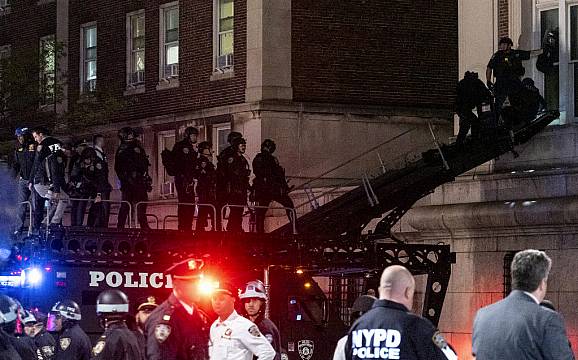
xmin=472 ymin=249 xmax=574 ymax=360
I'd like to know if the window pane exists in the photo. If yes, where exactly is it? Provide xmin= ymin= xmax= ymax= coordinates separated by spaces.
xmin=219 ymin=0 xmax=233 ymax=20
xmin=166 ymin=44 xmax=178 ymax=65
xmin=220 ymin=17 xmax=234 ymax=32
xmin=85 ymin=27 xmax=97 ymax=48
xmin=134 ymin=51 xmax=145 ymax=71
xmin=86 ymin=60 xmax=96 ymax=80
xmin=133 ymin=36 xmax=145 ymax=50
xmin=217 ymin=128 xmax=231 ymax=155
xmin=165 ymin=8 xmax=179 ymax=30
xmin=132 ymin=15 xmax=145 ymax=39
xmin=166 ymin=28 xmax=178 ymax=43
xmin=572 ymin=7 xmax=578 ymax=61
xmin=86 ymin=47 xmax=96 ymax=60
xmin=545 ymin=65 xmax=559 ymax=110
xmin=219 ymin=32 xmax=233 ymax=56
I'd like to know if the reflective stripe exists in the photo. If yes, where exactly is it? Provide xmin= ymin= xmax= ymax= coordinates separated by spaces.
xmin=96 ymin=304 xmax=129 ymax=313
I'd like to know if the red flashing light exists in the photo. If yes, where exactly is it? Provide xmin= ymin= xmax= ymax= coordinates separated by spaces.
xmin=55 ymin=281 xmax=67 ymax=288
xmin=16 ymin=255 xmax=22 ymax=261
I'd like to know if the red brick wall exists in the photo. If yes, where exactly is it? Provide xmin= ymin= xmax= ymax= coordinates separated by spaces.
xmin=498 ymin=0 xmax=509 ymax=38
xmin=291 ymin=0 xmax=458 ymax=110
xmin=66 ymin=0 xmax=246 ymax=123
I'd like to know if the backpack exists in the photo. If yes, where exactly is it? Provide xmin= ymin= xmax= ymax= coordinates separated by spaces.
xmin=161 ymin=148 xmax=178 ymax=176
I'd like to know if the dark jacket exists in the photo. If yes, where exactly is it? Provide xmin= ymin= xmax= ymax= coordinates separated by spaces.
xmin=221 ymin=152 xmax=250 ymax=196
xmin=487 ymin=49 xmax=531 ymax=80
xmin=30 ymin=137 xmax=66 ymax=193
xmin=193 ymin=155 xmax=216 ymax=202
xmin=171 ymin=139 xmax=197 ymax=182
xmin=252 ymin=152 xmax=289 ymax=196
xmin=345 ymin=300 xmax=450 ymax=360
xmin=0 ymin=329 xmax=22 ymax=360
xmin=90 ymin=321 xmax=143 ymax=360
xmin=473 ymin=290 xmax=574 ymax=360
xmin=13 ymin=141 xmax=37 ymax=180
xmin=145 ymin=294 xmax=209 ymax=360
xmin=55 ymin=323 xmax=92 ymax=360
xmin=8 ymin=335 xmax=37 ymax=360
xmin=456 ymin=76 xmax=492 ymax=112
xmin=114 ymin=140 xmax=150 ymax=189
xmin=254 ymin=315 xmax=281 ymax=360
xmin=34 ymin=329 xmax=56 ymax=360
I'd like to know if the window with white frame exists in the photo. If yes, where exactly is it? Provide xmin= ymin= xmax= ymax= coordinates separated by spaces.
xmin=160 ymin=3 xmax=179 ymax=80
xmin=540 ymin=9 xmax=559 ymax=111
xmin=40 ymin=35 xmax=55 ymax=106
xmin=215 ymin=0 xmax=234 ymax=71
xmin=213 ymin=124 xmax=231 ymax=155
xmin=158 ymin=131 xmax=176 ymax=198
xmin=127 ymin=11 xmax=145 ymax=86
xmin=81 ymin=24 xmax=97 ymax=93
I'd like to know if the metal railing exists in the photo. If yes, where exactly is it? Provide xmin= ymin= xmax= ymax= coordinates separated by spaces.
xmin=135 ymin=200 xmax=217 ymax=230
xmin=63 ymin=198 xmax=133 ymax=229
xmin=221 ymin=204 xmax=298 ymax=235
xmin=18 ymin=201 xmax=33 ymax=235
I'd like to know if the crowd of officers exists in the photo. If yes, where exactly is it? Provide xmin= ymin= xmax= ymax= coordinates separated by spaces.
xmin=0 ymin=259 xmax=281 ymax=360
xmin=12 ymin=125 xmax=293 ymax=234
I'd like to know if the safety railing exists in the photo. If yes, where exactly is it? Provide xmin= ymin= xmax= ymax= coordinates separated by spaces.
xmin=60 ymin=198 xmax=133 ymax=229
xmin=135 ymin=200 xmax=217 ymax=230
xmin=18 ymin=201 xmax=33 ymax=235
xmin=221 ymin=204 xmax=298 ymax=235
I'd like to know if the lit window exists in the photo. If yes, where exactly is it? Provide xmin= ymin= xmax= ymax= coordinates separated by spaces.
xmin=215 ymin=0 xmax=233 ymax=70
xmin=81 ymin=24 xmax=97 ymax=93
xmin=0 ymin=0 xmax=10 ymax=11
xmin=127 ymin=11 xmax=145 ymax=86
xmin=213 ymin=125 xmax=231 ymax=155
xmin=160 ymin=3 xmax=179 ymax=80
xmin=40 ymin=35 xmax=55 ymax=106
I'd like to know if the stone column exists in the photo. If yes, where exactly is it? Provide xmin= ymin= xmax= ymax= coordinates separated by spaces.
xmin=245 ymin=0 xmax=292 ymax=102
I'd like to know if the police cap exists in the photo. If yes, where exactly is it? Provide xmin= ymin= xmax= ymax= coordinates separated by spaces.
xmin=213 ymin=282 xmax=238 ymax=299
xmin=165 ymin=258 xmax=205 ymax=280
xmin=137 ymin=296 xmax=158 ymax=312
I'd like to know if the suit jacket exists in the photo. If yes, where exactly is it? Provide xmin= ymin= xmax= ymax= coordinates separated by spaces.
xmin=472 ymin=290 xmax=574 ymax=360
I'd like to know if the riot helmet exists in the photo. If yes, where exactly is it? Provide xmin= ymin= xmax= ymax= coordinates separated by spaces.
xmin=522 ymin=77 xmax=535 ymax=89
xmin=50 ymin=300 xmax=82 ymax=321
xmin=15 ymin=127 xmax=30 ymax=137
xmin=184 ymin=126 xmax=199 ymax=137
xmin=96 ymin=289 xmax=129 ymax=318
xmin=0 ymin=294 xmax=18 ymax=325
xmin=239 ymin=280 xmax=267 ymax=301
xmin=21 ymin=309 xmax=37 ymax=325
xmin=227 ymin=131 xmax=243 ymax=144
xmin=118 ymin=127 xmax=136 ymax=142
xmin=231 ymin=137 xmax=247 ymax=150
xmin=499 ymin=37 xmax=514 ymax=46
xmin=261 ymin=139 xmax=276 ymax=154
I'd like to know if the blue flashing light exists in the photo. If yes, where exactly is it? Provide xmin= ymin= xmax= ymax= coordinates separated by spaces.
xmin=24 ymin=267 xmax=43 ymax=287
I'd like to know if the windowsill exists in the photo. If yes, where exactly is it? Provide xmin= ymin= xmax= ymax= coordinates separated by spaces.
xmin=156 ymin=78 xmax=179 ymax=90
xmin=210 ymin=69 xmax=235 ymax=81
xmin=38 ymin=103 xmax=56 ymax=112
xmin=37 ymin=0 xmax=55 ymax=5
xmin=124 ymin=84 xmax=145 ymax=96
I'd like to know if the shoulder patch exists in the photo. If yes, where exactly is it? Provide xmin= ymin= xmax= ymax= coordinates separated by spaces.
xmin=183 ymin=147 xmax=190 ymax=154
xmin=432 ymin=330 xmax=448 ymax=349
xmin=265 ymin=333 xmax=273 ymax=343
xmin=155 ymin=324 xmax=172 ymax=343
xmin=28 ymin=144 xmax=35 ymax=151
xmin=92 ymin=340 xmax=106 ymax=356
xmin=134 ymin=147 xmax=141 ymax=154
xmin=248 ymin=325 xmax=262 ymax=337
xmin=96 ymin=163 xmax=102 ymax=170
xmin=59 ymin=337 xmax=71 ymax=351
xmin=228 ymin=157 xmax=234 ymax=164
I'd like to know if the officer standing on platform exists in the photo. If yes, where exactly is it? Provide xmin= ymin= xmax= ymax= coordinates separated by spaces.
xmin=221 ymin=137 xmax=251 ymax=232
xmin=172 ymin=127 xmax=199 ymax=231
xmin=90 ymin=289 xmax=142 ymax=360
xmin=216 ymin=131 xmax=242 ymax=230
xmin=239 ymin=280 xmax=281 ymax=360
xmin=13 ymin=127 xmax=43 ymax=235
xmin=345 ymin=265 xmax=457 ymax=360
xmin=194 ymin=141 xmax=217 ymax=231
xmin=49 ymin=300 xmax=91 ymax=360
xmin=115 ymin=127 xmax=151 ymax=230
xmin=252 ymin=139 xmax=294 ymax=233
xmin=145 ymin=258 xmax=210 ymax=360
xmin=87 ymin=134 xmax=112 ymax=228
xmin=209 ymin=282 xmax=276 ymax=360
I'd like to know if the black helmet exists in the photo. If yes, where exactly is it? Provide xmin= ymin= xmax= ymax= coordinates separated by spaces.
xmin=231 ymin=137 xmax=246 ymax=148
xmin=0 ymin=295 xmax=18 ymax=325
xmin=522 ymin=77 xmax=535 ymax=88
xmin=261 ymin=139 xmax=276 ymax=154
xmin=118 ymin=127 xmax=136 ymax=141
xmin=185 ymin=127 xmax=199 ymax=137
xmin=198 ymin=141 xmax=212 ymax=152
xmin=227 ymin=131 xmax=242 ymax=144
xmin=96 ymin=290 xmax=129 ymax=317
xmin=464 ymin=71 xmax=478 ymax=80
xmin=499 ymin=37 xmax=514 ymax=46
xmin=50 ymin=300 xmax=82 ymax=321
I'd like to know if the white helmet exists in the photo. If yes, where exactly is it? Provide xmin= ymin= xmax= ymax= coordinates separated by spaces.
xmin=239 ymin=280 xmax=267 ymax=300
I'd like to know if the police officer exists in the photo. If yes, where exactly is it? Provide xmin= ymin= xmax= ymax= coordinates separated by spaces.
xmin=220 ymin=137 xmax=251 ymax=232
xmin=13 ymin=127 xmax=44 ymax=235
xmin=30 ymin=127 xmax=68 ymax=228
xmin=115 ymin=127 xmax=151 ymax=230
xmin=0 ymin=294 xmax=23 ymax=360
xmin=133 ymin=296 xmax=158 ymax=350
xmin=49 ymin=300 xmax=91 ymax=360
xmin=145 ymin=258 xmax=210 ymax=360
xmin=23 ymin=308 xmax=56 ymax=360
xmin=210 ymin=282 xmax=276 ymax=360
xmin=194 ymin=141 xmax=217 ymax=231
xmin=0 ymin=295 xmax=37 ymax=360
xmin=69 ymin=143 xmax=94 ymax=226
xmin=333 ymin=295 xmax=376 ymax=360
xmin=172 ymin=127 xmax=199 ymax=231
xmin=455 ymin=71 xmax=493 ymax=146
xmin=90 ymin=289 xmax=142 ymax=360
xmin=252 ymin=139 xmax=294 ymax=233
xmin=86 ymin=135 xmax=112 ymax=228
xmin=486 ymin=37 xmax=543 ymax=112
xmin=216 ymin=131 xmax=243 ymax=230
xmin=239 ymin=280 xmax=281 ymax=360
xmin=345 ymin=266 xmax=457 ymax=360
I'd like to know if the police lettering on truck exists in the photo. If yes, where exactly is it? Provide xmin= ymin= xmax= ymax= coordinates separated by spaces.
xmin=89 ymin=271 xmax=173 ymax=289
xmin=350 ymin=329 xmax=401 ymax=359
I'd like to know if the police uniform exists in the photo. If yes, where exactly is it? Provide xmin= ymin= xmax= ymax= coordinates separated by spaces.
xmin=8 ymin=335 xmax=37 ymax=360
xmin=55 ymin=323 xmax=92 ymax=360
xmin=345 ymin=300 xmax=455 ymax=360
xmin=172 ymin=138 xmax=198 ymax=231
xmin=14 ymin=138 xmax=44 ymax=233
xmin=86 ymin=146 xmax=112 ymax=228
xmin=209 ymin=311 xmax=276 ymax=360
xmin=222 ymin=149 xmax=250 ymax=232
xmin=91 ymin=322 xmax=142 ymax=360
xmin=145 ymin=259 xmax=210 ymax=360
xmin=34 ymin=330 xmax=56 ymax=360
xmin=0 ymin=329 xmax=22 ymax=360
xmin=487 ymin=48 xmax=530 ymax=111
xmin=253 ymin=316 xmax=281 ymax=360
xmin=252 ymin=148 xmax=294 ymax=233
xmin=114 ymin=139 xmax=150 ymax=229
xmin=455 ymin=72 xmax=493 ymax=145
xmin=193 ymin=154 xmax=216 ymax=231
